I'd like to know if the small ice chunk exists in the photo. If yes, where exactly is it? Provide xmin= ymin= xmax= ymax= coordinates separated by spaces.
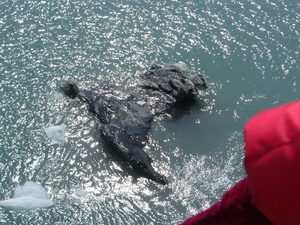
xmin=51 ymin=93 xmax=64 ymax=101
xmin=75 ymin=189 xmax=88 ymax=197
xmin=43 ymin=124 xmax=66 ymax=141
xmin=0 ymin=196 xmax=53 ymax=210
xmin=175 ymin=61 xmax=189 ymax=71
xmin=14 ymin=181 xmax=49 ymax=199
xmin=0 ymin=181 xmax=53 ymax=210
xmin=136 ymin=100 xmax=146 ymax=106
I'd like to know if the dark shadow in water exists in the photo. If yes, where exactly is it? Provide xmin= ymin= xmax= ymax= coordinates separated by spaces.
xmin=169 ymin=97 xmax=207 ymax=121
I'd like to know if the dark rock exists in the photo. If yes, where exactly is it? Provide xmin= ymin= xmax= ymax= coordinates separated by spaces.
xmin=60 ymin=80 xmax=79 ymax=99
xmin=60 ymin=62 xmax=208 ymax=185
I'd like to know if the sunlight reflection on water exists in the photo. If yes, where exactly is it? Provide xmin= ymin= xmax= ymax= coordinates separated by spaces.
xmin=0 ymin=0 xmax=299 ymax=224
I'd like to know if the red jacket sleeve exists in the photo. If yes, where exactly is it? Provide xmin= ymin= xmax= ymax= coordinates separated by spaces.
xmin=179 ymin=178 xmax=273 ymax=225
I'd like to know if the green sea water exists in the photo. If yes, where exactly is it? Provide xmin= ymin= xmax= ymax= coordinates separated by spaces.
xmin=0 ymin=0 xmax=299 ymax=224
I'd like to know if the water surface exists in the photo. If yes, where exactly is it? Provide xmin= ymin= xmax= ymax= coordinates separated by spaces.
xmin=0 ymin=0 xmax=299 ymax=224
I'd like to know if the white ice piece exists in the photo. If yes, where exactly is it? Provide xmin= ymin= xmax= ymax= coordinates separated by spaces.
xmin=136 ymin=100 xmax=146 ymax=106
xmin=75 ymin=189 xmax=88 ymax=197
xmin=43 ymin=124 xmax=66 ymax=141
xmin=175 ymin=61 xmax=189 ymax=72
xmin=51 ymin=92 xmax=64 ymax=101
xmin=0 ymin=196 xmax=53 ymax=210
xmin=0 ymin=181 xmax=53 ymax=210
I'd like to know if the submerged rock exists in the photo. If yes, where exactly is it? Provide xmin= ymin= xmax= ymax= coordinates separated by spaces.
xmin=61 ymin=62 xmax=208 ymax=185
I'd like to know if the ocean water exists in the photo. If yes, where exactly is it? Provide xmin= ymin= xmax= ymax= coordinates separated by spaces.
xmin=0 ymin=0 xmax=299 ymax=224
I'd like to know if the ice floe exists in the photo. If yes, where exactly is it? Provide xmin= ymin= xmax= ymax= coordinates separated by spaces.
xmin=0 ymin=181 xmax=53 ymax=210
xmin=43 ymin=124 xmax=66 ymax=141
xmin=75 ymin=189 xmax=88 ymax=197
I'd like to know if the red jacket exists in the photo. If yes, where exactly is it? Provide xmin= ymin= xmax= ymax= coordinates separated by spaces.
xmin=180 ymin=100 xmax=300 ymax=225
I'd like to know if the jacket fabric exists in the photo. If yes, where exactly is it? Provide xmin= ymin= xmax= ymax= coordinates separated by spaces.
xmin=180 ymin=100 xmax=300 ymax=225
xmin=179 ymin=178 xmax=272 ymax=225
xmin=244 ymin=100 xmax=300 ymax=225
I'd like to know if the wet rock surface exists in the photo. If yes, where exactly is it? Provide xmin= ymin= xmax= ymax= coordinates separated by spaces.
xmin=61 ymin=62 xmax=208 ymax=185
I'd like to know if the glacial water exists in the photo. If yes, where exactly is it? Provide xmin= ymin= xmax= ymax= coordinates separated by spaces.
xmin=0 ymin=0 xmax=299 ymax=224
